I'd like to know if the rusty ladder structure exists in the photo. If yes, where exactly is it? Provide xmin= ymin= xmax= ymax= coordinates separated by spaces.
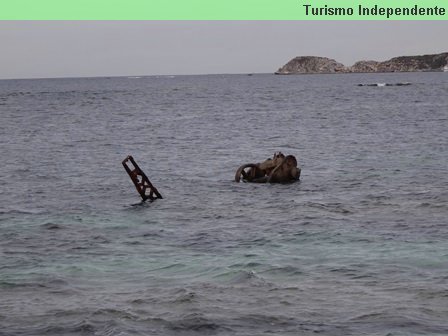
xmin=122 ymin=155 xmax=163 ymax=201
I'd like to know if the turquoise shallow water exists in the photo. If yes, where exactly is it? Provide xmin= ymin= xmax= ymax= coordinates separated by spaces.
xmin=1 ymin=73 xmax=448 ymax=335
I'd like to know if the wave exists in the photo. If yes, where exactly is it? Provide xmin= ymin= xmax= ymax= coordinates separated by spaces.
xmin=303 ymin=201 xmax=353 ymax=214
xmin=166 ymin=313 xmax=225 ymax=333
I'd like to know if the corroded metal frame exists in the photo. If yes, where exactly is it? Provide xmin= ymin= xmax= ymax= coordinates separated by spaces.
xmin=122 ymin=155 xmax=163 ymax=201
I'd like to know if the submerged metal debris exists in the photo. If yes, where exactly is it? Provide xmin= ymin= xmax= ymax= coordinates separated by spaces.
xmin=122 ymin=155 xmax=163 ymax=201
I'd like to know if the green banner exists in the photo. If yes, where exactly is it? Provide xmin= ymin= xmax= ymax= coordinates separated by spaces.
xmin=1 ymin=0 xmax=447 ymax=20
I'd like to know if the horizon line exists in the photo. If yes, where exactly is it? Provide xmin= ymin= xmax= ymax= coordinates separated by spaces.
xmin=0 ymin=72 xmax=274 ymax=81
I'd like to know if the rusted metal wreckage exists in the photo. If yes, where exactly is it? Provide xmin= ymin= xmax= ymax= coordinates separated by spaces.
xmin=234 ymin=152 xmax=301 ymax=183
xmin=122 ymin=155 xmax=162 ymax=202
xmin=123 ymin=152 xmax=301 ymax=201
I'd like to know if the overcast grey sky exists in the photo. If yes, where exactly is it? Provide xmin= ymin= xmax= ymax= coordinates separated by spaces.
xmin=0 ymin=21 xmax=446 ymax=79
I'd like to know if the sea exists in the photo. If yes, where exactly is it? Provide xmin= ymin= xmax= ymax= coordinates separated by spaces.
xmin=1 ymin=72 xmax=447 ymax=336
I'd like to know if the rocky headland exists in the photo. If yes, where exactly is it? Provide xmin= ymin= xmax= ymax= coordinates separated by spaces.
xmin=275 ymin=52 xmax=448 ymax=74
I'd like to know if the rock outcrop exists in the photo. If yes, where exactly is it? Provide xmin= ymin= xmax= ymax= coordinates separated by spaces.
xmin=275 ymin=52 xmax=448 ymax=74
xmin=350 ymin=60 xmax=380 ymax=73
xmin=275 ymin=56 xmax=346 ymax=74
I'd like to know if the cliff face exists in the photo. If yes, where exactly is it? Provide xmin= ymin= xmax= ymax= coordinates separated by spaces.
xmin=275 ymin=52 xmax=448 ymax=74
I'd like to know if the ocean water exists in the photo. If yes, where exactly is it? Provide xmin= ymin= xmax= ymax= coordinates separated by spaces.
xmin=1 ymin=72 xmax=447 ymax=336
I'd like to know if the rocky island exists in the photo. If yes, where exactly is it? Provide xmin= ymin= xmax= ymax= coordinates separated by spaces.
xmin=275 ymin=52 xmax=448 ymax=74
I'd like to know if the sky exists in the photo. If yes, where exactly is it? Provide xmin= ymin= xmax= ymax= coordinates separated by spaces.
xmin=0 ymin=21 xmax=446 ymax=79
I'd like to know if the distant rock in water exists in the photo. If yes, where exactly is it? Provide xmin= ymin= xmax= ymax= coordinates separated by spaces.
xmin=357 ymin=82 xmax=412 ymax=87
xmin=275 ymin=52 xmax=448 ymax=74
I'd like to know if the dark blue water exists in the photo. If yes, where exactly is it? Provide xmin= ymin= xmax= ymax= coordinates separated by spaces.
xmin=1 ymin=73 xmax=447 ymax=336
